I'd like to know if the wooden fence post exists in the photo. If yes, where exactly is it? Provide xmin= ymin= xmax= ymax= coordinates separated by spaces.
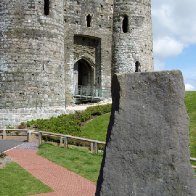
xmin=60 ymin=137 xmax=64 ymax=147
xmin=38 ymin=132 xmax=42 ymax=145
xmin=91 ymin=142 xmax=98 ymax=154
xmin=94 ymin=142 xmax=98 ymax=154
xmin=64 ymin=136 xmax=68 ymax=148
xmin=27 ymin=131 xmax=32 ymax=142
xmin=2 ymin=130 xmax=7 ymax=140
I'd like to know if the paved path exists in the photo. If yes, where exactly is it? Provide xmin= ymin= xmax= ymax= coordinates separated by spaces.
xmin=0 ymin=140 xmax=23 ymax=153
xmin=6 ymin=148 xmax=96 ymax=196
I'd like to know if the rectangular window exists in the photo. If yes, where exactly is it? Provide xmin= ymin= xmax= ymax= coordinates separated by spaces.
xmin=44 ymin=0 xmax=50 ymax=15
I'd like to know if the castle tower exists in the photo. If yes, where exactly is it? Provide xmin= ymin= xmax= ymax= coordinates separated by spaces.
xmin=0 ymin=0 xmax=65 ymax=126
xmin=112 ymin=0 xmax=153 ymax=74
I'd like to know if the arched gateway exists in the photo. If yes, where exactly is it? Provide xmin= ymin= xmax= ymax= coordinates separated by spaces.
xmin=74 ymin=59 xmax=95 ymax=97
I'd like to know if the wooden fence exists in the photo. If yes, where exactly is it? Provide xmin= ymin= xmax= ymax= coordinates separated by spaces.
xmin=0 ymin=129 xmax=105 ymax=154
xmin=0 ymin=129 xmax=30 ymax=140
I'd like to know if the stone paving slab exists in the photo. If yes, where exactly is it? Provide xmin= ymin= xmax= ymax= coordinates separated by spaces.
xmin=6 ymin=149 xmax=96 ymax=196
xmin=0 ymin=140 xmax=23 ymax=153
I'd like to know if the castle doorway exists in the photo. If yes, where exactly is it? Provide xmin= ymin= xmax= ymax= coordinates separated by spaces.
xmin=74 ymin=59 xmax=94 ymax=96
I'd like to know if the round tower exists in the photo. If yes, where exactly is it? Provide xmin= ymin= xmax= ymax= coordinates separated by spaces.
xmin=112 ymin=0 xmax=153 ymax=74
xmin=0 ymin=0 xmax=65 ymax=126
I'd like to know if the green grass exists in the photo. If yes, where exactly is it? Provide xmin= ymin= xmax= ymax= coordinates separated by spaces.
xmin=0 ymin=162 xmax=52 ymax=196
xmin=79 ymin=113 xmax=110 ymax=141
xmin=38 ymin=143 xmax=102 ymax=182
xmin=185 ymin=91 xmax=196 ymax=158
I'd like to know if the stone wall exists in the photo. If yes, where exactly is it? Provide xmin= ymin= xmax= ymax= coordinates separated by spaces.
xmin=0 ymin=107 xmax=66 ymax=128
xmin=0 ymin=0 xmax=66 ymax=126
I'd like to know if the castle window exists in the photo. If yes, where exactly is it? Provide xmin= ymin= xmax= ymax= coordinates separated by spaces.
xmin=135 ymin=61 xmax=141 ymax=72
xmin=44 ymin=0 xmax=50 ymax=16
xmin=86 ymin=14 xmax=92 ymax=27
xmin=100 ymin=4 xmax=103 ymax=11
xmin=122 ymin=15 xmax=128 ymax=33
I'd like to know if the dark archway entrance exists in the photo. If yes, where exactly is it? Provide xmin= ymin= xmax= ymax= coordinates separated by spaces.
xmin=74 ymin=59 xmax=94 ymax=96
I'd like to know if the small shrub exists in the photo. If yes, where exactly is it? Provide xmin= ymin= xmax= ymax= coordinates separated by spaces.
xmin=6 ymin=125 xmax=14 ymax=129
xmin=86 ymin=104 xmax=111 ymax=116
xmin=0 ymin=153 xmax=6 ymax=159
xmin=22 ymin=103 xmax=112 ymax=136
xmin=75 ymin=111 xmax=91 ymax=123
xmin=17 ymin=122 xmax=27 ymax=129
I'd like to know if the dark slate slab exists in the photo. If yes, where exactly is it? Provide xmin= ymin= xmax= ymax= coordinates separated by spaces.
xmin=0 ymin=140 xmax=23 ymax=153
xmin=96 ymin=71 xmax=196 ymax=196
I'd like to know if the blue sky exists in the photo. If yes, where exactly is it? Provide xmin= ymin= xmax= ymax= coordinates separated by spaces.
xmin=152 ymin=0 xmax=196 ymax=90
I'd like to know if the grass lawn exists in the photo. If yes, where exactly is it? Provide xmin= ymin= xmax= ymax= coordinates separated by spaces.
xmin=0 ymin=162 xmax=52 ymax=196
xmin=79 ymin=113 xmax=110 ymax=141
xmin=185 ymin=91 xmax=196 ymax=158
xmin=38 ymin=143 xmax=102 ymax=182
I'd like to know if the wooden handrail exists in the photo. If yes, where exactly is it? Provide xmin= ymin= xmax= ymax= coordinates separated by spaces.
xmin=190 ymin=157 xmax=196 ymax=162
xmin=39 ymin=130 xmax=105 ymax=144
xmin=0 ymin=129 xmax=29 ymax=132
xmin=192 ymin=165 xmax=196 ymax=169
xmin=0 ymin=129 xmax=31 ymax=140
xmin=34 ymin=130 xmax=105 ymax=154
xmin=0 ymin=129 xmax=105 ymax=143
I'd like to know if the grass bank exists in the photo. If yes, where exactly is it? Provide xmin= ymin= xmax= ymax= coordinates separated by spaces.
xmin=25 ymin=104 xmax=111 ymax=136
xmin=79 ymin=113 xmax=110 ymax=141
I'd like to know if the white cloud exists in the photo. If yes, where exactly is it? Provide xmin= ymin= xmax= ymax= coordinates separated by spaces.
xmin=154 ymin=37 xmax=184 ymax=60
xmin=152 ymin=0 xmax=196 ymax=63
xmin=185 ymin=84 xmax=195 ymax=91
xmin=152 ymin=0 xmax=196 ymax=89
xmin=152 ymin=0 xmax=196 ymax=42
xmin=152 ymin=0 xmax=196 ymax=68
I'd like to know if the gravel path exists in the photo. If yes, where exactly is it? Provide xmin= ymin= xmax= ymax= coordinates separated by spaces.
xmin=0 ymin=140 xmax=23 ymax=153
xmin=15 ymin=142 xmax=39 ymax=150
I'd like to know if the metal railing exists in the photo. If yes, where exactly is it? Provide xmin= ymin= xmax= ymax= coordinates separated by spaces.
xmin=74 ymin=85 xmax=110 ymax=100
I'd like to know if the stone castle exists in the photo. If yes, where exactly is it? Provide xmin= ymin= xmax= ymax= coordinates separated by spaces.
xmin=0 ymin=0 xmax=153 ymax=127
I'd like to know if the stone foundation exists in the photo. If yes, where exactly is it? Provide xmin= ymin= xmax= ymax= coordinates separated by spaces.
xmin=0 ymin=107 xmax=66 ymax=128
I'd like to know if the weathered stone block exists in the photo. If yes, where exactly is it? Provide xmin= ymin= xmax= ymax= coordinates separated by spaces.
xmin=96 ymin=71 xmax=196 ymax=196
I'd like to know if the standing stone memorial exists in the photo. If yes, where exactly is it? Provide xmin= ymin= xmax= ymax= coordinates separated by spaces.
xmin=96 ymin=71 xmax=196 ymax=196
